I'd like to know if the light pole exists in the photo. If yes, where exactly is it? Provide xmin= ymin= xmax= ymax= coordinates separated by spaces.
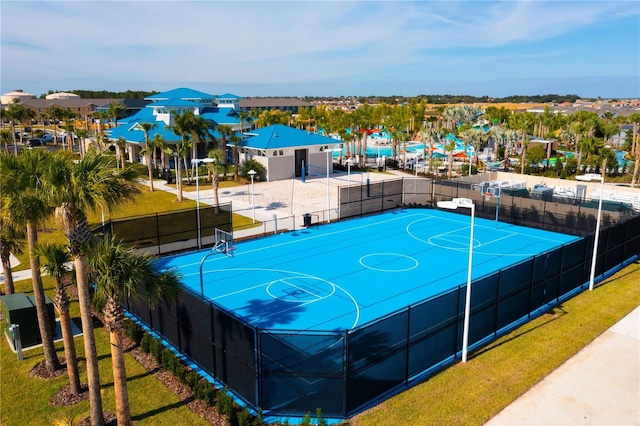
xmin=326 ymin=147 xmax=342 ymax=223
xmin=192 ymin=158 xmax=214 ymax=249
xmin=248 ymin=169 xmax=257 ymax=224
xmin=346 ymin=158 xmax=353 ymax=186
xmin=576 ymin=172 xmax=605 ymax=291
xmin=173 ymin=152 xmax=178 ymax=185
xmin=437 ymin=197 xmax=475 ymax=362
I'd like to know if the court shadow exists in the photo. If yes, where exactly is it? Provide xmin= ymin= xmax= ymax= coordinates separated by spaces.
xmin=240 ymin=298 xmax=306 ymax=328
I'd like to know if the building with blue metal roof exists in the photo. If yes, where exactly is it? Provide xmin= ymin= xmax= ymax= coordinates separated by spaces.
xmin=106 ymin=88 xmax=340 ymax=182
xmin=107 ymin=88 xmax=245 ymax=163
xmin=238 ymin=124 xmax=343 ymax=181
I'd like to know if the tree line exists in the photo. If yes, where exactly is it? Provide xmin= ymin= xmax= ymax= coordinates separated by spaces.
xmin=301 ymin=94 xmax=584 ymax=105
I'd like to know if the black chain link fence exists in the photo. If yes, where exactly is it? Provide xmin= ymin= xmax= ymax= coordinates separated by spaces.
xmin=122 ymin=179 xmax=640 ymax=420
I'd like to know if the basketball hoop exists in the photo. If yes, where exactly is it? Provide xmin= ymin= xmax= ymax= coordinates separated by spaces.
xmin=484 ymin=192 xmax=492 ymax=202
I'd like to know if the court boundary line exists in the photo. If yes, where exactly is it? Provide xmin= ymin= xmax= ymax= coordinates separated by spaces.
xmin=195 ymin=266 xmax=362 ymax=329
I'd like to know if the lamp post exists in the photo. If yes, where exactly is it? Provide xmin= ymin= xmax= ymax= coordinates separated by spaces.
xmin=346 ymin=158 xmax=353 ymax=186
xmin=576 ymin=172 xmax=605 ymax=291
xmin=248 ymin=169 xmax=257 ymax=224
xmin=192 ymin=158 xmax=214 ymax=249
xmin=173 ymin=152 xmax=178 ymax=185
xmin=326 ymin=147 xmax=342 ymax=223
xmin=437 ymin=197 xmax=475 ymax=363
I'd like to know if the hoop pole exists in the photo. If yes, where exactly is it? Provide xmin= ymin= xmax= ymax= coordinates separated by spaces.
xmin=199 ymin=252 xmax=213 ymax=298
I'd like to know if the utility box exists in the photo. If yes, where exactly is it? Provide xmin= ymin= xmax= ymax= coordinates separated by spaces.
xmin=0 ymin=293 xmax=56 ymax=348
xmin=531 ymin=185 xmax=554 ymax=202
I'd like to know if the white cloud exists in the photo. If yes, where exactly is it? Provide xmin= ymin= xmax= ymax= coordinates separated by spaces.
xmin=1 ymin=1 xmax=638 ymax=96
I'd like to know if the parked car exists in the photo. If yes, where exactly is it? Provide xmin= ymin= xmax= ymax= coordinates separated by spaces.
xmin=58 ymin=132 xmax=77 ymax=143
xmin=40 ymin=133 xmax=54 ymax=143
xmin=25 ymin=138 xmax=45 ymax=147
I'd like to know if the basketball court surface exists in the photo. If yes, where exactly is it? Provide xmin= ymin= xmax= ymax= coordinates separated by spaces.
xmin=156 ymin=209 xmax=579 ymax=331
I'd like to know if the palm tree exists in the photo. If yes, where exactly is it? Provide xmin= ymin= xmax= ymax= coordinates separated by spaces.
xmin=107 ymin=101 xmax=126 ymax=128
xmin=625 ymin=113 xmax=640 ymax=187
xmin=48 ymin=106 xmax=65 ymax=144
xmin=4 ymin=102 xmax=28 ymax=155
xmin=45 ymin=150 xmax=141 ymax=426
xmin=444 ymin=137 xmax=456 ymax=179
xmin=471 ymin=129 xmax=489 ymax=171
xmin=88 ymin=236 xmax=181 ymax=426
xmin=458 ymin=129 xmax=474 ymax=175
xmin=1 ymin=130 xmax=12 ymax=154
xmin=217 ymin=124 xmax=234 ymax=179
xmin=36 ymin=243 xmax=82 ymax=395
xmin=207 ymin=148 xmax=224 ymax=205
xmin=139 ymin=123 xmax=158 ymax=191
xmin=61 ymin=112 xmax=77 ymax=153
xmin=75 ymin=129 xmax=89 ymax=158
xmin=166 ymin=111 xmax=195 ymax=188
xmin=230 ymin=134 xmax=242 ymax=181
xmin=0 ymin=150 xmax=62 ymax=373
xmin=507 ymin=112 xmax=535 ymax=174
xmin=171 ymin=141 xmax=191 ymax=202
xmin=152 ymin=133 xmax=169 ymax=172
xmin=237 ymin=111 xmax=253 ymax=134
xmin=0 ymin=215 xmax=24 ymax=294
xmin=115 ymin=137 xmax=127 ymax=169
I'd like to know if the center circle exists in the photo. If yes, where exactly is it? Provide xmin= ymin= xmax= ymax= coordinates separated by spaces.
xmin=359 ymin=253 xmax=419 ymax=272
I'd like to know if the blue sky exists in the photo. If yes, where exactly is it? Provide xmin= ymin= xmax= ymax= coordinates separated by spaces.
xmin=1 ymin=1 xmax=638 ymax=99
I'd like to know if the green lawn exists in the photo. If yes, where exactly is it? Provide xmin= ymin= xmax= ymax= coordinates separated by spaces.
xmin=0 ymin=276 xmax=210 ymax=426
xmin=11 ymin=182 xmax=258 ymax=272
xmin=348 ymin=260 xmax=640 ymax=426
xmin=2 ymin=261 xmax=637 ymax=425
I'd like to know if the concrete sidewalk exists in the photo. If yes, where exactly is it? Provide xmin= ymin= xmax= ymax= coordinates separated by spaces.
xmin=486 ymin=306 xmax=640 ymax=425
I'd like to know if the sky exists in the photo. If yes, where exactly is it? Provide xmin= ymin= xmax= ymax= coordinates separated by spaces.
xmin=1 ymin=0 xmax=639 ymax=99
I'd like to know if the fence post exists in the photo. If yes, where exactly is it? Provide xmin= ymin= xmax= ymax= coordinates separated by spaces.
xmin=155 ymin=212 xmax=161 ymax=255
xmin=344 ymin=330 xmax=350 ymax=417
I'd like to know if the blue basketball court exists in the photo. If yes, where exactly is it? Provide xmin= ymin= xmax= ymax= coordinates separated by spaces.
xmin=155 ymin=209 xmax=579 ymax=331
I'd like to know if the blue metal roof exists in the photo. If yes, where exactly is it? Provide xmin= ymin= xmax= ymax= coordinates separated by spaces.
xmin=145 ymin=88 xmax=214 ymax=101
xmin=147 ymin=97 xmax=200 ymax=108
xmin=201 ymin=109 xmax=239 ymax=125
xmin=239 ymin=124 xmax=342 ymax=150
xmin=107 ymin=120 xmax=226 ymax=144
xmin=106 ymin=87 xmax=242 ymax=145
xmin=216 ymin=93 xmax=242 ymax=100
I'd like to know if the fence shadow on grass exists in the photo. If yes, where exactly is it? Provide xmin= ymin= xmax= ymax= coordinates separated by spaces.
xmin=470 ymin=304 xmax=569 ymax=359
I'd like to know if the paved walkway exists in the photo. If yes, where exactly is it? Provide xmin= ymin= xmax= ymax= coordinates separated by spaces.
xmin=486 ymin=306 xmax=640 ymax=425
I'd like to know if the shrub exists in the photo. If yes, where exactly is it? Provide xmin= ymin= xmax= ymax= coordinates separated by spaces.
xmin=237 ymin=409 xmax=256 ymax=426
xmin=300 ymin=412 xmax=312 ymax=426
xmin=216 ymin=389 xmax=235 ymax=417
xmin=315 ymin=408 xmax=328 ymax=426
xmin=123 ymin=320 xmax=145 ymax=345
xmin=150 ymin=338 xmax=163 ymax=364
xmin=240 ymin=160 xmax=265 ymax=181
xmin=161 ymin=348 xmax=178 ymax=372
xmin=184 ymin=370 xmax=200 ymax=390
xmin=140 ymin=333 xmax=152 ymax=353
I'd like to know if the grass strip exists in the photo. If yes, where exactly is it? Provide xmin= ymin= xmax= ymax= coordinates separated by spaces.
xmin=0 ymin=276 xmax=210 ymax=426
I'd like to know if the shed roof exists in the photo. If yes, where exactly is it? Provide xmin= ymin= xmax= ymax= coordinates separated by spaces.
xmin=239 ymin=124 xmax=342 ymax=150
